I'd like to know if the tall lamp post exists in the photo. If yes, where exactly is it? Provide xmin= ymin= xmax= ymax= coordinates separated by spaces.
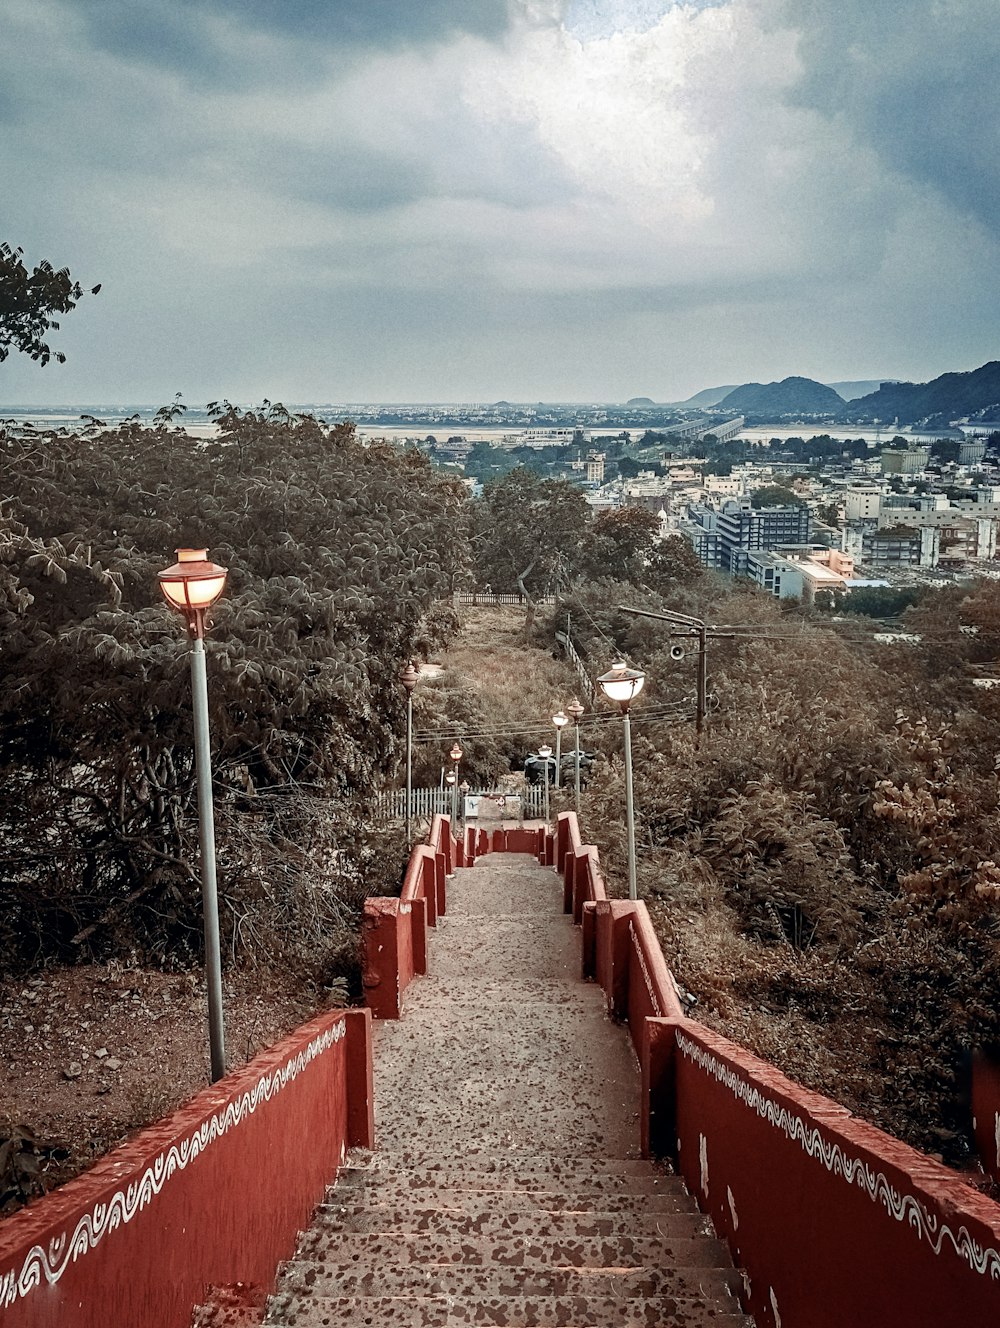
xmin=399 ymin=661 xmax=420 ymax=841
xmin=552 ymin=709 xmax=567 ymax=789
xmin=537 ymin=743 xmax=552 ymax=826
xmin=157 ymin=548 xmax=229 ymax=1083
xmin=597 ymin=660 xmax=646 ymax=902
xmin=566 ymin=699 xmax=585 ymax=812
xmin=449 ymin=742 xmax=463 ymax=825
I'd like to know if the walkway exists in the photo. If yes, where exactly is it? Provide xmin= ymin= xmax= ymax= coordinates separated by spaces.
xmin=265 ymin=853 xmax=752 ymax=1326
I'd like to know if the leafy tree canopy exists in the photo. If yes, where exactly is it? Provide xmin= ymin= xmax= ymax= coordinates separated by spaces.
xmin=0 ymin=406 xmax=466 ymax=971
xmin=0 ymin=242 xmax=100 ymax=365
xmin=750 ymin=484 xmax=804 ymax=508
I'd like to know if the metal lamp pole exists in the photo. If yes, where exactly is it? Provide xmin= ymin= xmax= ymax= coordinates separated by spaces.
xmin=552 ymin=709 xmax=567 ymax=789
xmin=449 ymin=742 xmax=463 ymax=827
xmin=158 ymin=548 xmax=229 ymax=1083
xmin=597 ymin=661 xmax=646 ymax=902
xmin=537 ymin=743 xmax=552 ymax=826
xmin=399 ymin=661 xmax=420 ymax=841
xmin=566 ymin=699 xmax=585 ymax=812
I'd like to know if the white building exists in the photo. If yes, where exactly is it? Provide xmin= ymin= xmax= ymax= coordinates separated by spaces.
xmin=844 ymin=487 xmax=882 ymax=521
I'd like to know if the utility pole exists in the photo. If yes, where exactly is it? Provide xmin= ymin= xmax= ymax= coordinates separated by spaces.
xmin=619 ymin=605 xmax=733 ymax=745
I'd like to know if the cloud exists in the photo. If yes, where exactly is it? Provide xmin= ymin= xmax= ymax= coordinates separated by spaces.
xmin=776 ymin=0 xmax=1000 ymax=233
xmin=0 ymin=0 xmax=997 ymax=403
xmin=65 ymin=0 xmax=513 ymax=83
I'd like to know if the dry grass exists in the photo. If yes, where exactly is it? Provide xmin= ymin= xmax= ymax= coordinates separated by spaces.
xmin=437 ymin=605 xmax=584 ymax=732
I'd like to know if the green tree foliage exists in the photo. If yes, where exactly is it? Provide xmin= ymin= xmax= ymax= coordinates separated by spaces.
xmin=0 ymin=243 xmax=100 ymax=365
xmin=471 ymin=467 xmax=591 ymax=599
xmin=0 ymin=406 xmax=467 ymax=973
xmin=750 ymin=484 xmax=804 ymax=508
xmin=580 ymin=506 xmax=661 ymax=584
xmin=541 ymin=576 xmax=1000 ymax=1160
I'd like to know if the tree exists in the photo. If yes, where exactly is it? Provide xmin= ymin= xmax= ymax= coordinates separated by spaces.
xmin=471 ymin=467 xmax=591 ymax=601
xmin=0 ymin=243 xmax=100 ymax=365
xmin=645 ymin=534 xmax=705 ymax=591
xmin=750 ymin=484 xmax=804 ymax=508
xmin=0 ymin=407 xmax=467 ymax=971
xmin=580 ymin=506 xmax=661 ymax=584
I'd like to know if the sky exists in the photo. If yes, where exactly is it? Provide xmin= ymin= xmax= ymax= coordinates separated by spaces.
xmin=1 ymin=0 xmax=997 ymax=404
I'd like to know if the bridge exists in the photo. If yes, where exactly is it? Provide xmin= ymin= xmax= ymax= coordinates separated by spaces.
xmin=2 ymin=815 xmax=999 ymax=1327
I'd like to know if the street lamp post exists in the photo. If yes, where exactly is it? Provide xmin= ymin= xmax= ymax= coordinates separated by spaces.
xmin=537 ymin=743 xmax=552 ymax=826
xmin=597 ymin=660 xmax=646 ymax=902
xmin=399 ymin=661 xmax=420 ymax=842
xmin=552 ymin=709 xmax=567 ymax=789
xmin=157 ymin=548 xmax=229 ymax=1083
xmin=459 ymin=780 xmax=470 ymax=835
xmin=566 ymin=699 xmax=585 ymax=812
xmin=449 ymin=742 xmax=463 ymax=826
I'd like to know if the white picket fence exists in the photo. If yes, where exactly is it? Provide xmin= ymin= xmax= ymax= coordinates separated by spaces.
xmin=455 ymin=591 xmax=557 ymax=607
xmin=373 ymin=786 xmax=548 ymax=822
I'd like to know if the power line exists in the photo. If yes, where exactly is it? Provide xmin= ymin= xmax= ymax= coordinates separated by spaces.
xmin=413 ymin=702 xmax=696 ymax=744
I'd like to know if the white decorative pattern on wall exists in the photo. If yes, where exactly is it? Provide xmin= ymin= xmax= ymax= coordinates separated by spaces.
xmin=631 ymin=927 xmax=662 ymax=1017
xmin=676 ymin=1029 xmax=1000 ymax=1279
xmin=0 ymin=1019 xmax=347 ymax=1310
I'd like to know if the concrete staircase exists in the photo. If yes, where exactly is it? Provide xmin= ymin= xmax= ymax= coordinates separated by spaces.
xmin=264 ymin=853 xmax=753 ymax=1327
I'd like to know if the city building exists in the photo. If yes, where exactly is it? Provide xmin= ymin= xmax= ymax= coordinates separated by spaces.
xmin=881 ymin=448 xmax=931 ymax=476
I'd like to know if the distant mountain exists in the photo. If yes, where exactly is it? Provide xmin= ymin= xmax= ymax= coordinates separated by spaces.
xmin=625 ymin=396 xmax=656 ymax=407
xmin=841 ymin=361 xmax=1000 ymax=426
xmin=826 ymin=380 xmax=893 ymax=401
xmin=718 ymin=376 xmax=845 ymax=416
xmin=678 ymin=385 xmax=739 ymax=408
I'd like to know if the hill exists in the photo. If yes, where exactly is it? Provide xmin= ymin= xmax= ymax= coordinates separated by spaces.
xmin=827 ymin=379 xmax=892 ymax=401
xmin=840 ymin=361 xmax=1000 ymax=426
xmin=625 ymin=396 xmax=656 ymax=407
xmin=677 ymin=385 xmax=738 ymax=408
xmin=718 ymin=376 xmax=845 ymax=416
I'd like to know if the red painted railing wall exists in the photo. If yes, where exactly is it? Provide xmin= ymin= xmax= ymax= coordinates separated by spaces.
xmin=548 ymin=811 xmax=1000 ymax=1328
xmin=0 ymin=1008 xmax=374 ymax=1328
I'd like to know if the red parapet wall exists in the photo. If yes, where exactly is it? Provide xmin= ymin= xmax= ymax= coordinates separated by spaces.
xmin=973 ymin=1051 xmax=1000 ymax=1182
xmin=363 ymin=815 xmax=455 ymax=1020
xmin=0 ymin=1008 xmax=373 ymax=1328
xmin=550 ymin=810 xmax=1000 ymax=1328
xmin=674 ymin=1022 xmax=1000 ymax=1328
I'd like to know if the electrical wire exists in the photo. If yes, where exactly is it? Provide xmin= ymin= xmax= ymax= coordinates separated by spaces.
xmin=413 ymin=701 xmax=697 ymax=744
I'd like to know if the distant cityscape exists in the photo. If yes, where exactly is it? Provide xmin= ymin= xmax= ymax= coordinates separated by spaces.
xmin=6 ymin=358 xmax=1000 ymax=600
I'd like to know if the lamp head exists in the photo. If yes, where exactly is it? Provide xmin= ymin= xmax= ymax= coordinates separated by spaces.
xmin=449 ymin=742 xmax=463 ymax=763
xmin=445 ymin=770 xmax=457 ymax=786
xmin=597 ymin=660 xmax=646 ymax=712
xmin=538 ymin=743 xmax=552 ymax=760
xmin=158 ymin=548 xmax=228 ymax=637
xmin=399 ymin=660 xmax=420 ymax=693
xmin=566 ymin=699 xmax=585 ymax=722
xmin=552 ymin=709 xmax=568 ymax=729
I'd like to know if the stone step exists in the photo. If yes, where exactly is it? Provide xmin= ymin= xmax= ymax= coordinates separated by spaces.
xmin=273 ymin=1258 xmax=743 ymax=1301
xmin=336 ymin=1167 xmax=677 ymax=1196
xmin=307 ymin=1203 xmax=710 ymax=1240
xmin=323 ymin=1188 xmax=691 ymax=1216
xmin=264 ymin=1291 xmax=752 ymax=1327
xmin=281 ymin=1231 xmax=734 ymax=1271
xmin=344 ymin=1150 xmax=657 ymax=1175
xmin=273 ymin=1261 xmax=742 ymax=1302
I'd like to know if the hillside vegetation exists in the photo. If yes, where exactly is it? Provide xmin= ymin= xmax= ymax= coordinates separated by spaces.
xmin=842 ymin=360 xmax=1000 ymax=426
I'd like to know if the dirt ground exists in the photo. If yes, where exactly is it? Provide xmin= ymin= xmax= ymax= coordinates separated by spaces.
xmin=1 ymin=963 xmax=322 ymax=1213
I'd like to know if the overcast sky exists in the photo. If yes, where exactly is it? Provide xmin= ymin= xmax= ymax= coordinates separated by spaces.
xmin=1 ymin=0 xmax=997 ymax=404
